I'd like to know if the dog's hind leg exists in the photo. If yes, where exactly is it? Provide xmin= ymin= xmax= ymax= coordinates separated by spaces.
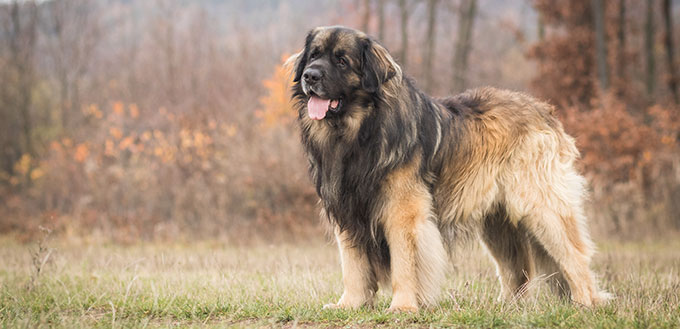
xmin=479 ymin=206 xmax=535 ymax=302
xmin=324 ymin=227 xmax=378 ymax=309
xmin=504 ymin=160 xmax=611 ymax=306
xmin=529 ymin=236 xmax=571 ymax=299
xmin=518 ymin=208 xmax=608 ymax=306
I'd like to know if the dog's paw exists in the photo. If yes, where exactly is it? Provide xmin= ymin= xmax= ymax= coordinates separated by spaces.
xmin=387 ymin=304 xmax=418 ymax=313
xmin=388 ymin=293 xmax=419 ymax=313
xmin=592 ymin=291 xmax=614 ymax=305
xmin=323 ymin=301 xmax=361 ymax=310
xmin=323 ymin=293 xmax=374 ymax=310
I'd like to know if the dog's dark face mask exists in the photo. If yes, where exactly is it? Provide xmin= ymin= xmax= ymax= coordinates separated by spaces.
xmin=293 ymin=26 xmax=397 ymax=120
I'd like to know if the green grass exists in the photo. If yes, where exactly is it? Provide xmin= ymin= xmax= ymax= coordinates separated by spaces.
xmin=1 ymin=236 xmax=679 ymax=328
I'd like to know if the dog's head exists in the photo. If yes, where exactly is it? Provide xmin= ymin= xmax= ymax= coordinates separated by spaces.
xmin=291 ymin=26 xmax=401 ymax=120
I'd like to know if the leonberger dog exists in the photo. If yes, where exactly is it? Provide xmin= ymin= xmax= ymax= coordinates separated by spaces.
xmin=290 ymin=26 xmax=610 ymax=312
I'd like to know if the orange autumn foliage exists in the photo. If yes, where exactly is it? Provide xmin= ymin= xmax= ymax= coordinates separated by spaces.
xmin=257 ymin=54 xmax=296 ymax=129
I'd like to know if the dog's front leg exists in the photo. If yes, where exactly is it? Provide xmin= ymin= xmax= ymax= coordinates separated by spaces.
xmin=380 ymin=160 xmax=447 ymax=312
xmin=383 ymin=215 xmax=420 ymax=312
xmin=324 ymin=227 xmax=377 ymax=309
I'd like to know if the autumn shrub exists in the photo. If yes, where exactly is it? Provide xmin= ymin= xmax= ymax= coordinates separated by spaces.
xmin=0 ymin=55 xmax=318 ymax=243
xmin=529 ymin=0 xmax=680 ymax=238
xmin=560 ymin=96 xmax=680 ymax=237
xmin=528 ymin=0 xmax=596 ymax=106
xmin=1 ymin=0 xmax=678 ymax=243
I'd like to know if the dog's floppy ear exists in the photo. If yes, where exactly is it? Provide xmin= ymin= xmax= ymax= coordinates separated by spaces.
xmin=285 ymin=51 xmax=303 ymax=78
xmin=361 ymin=38 xmax=399 ymax=93
xmin=293 ymin=30 xmax=317 ymax=82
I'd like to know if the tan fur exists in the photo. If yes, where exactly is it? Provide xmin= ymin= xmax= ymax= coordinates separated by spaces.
xmin=431 ymin=88 xmax=609 ymax=306
xmin=323 ymin=227 xmax=377 ymax=309
xmin=378 ymin=156 xmax=447 ymax=311
xmin=368 ymin=42 xmax=403 ymax=93
xmin=296 ymin=28 xmax=609 ymax=311
xmin=340 ymin=87 xmax=607 ymax=308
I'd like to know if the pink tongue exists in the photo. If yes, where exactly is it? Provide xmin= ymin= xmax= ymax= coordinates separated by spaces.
xmin=308 ymin=96 xmax=330 ymax=120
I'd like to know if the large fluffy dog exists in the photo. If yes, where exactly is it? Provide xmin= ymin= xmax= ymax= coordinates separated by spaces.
xmin=290 ymin=26 xmax=609 ymax=312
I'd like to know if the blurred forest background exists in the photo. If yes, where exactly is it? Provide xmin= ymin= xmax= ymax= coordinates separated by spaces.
xmin=1 ymin=0 xmax=679 ymax=243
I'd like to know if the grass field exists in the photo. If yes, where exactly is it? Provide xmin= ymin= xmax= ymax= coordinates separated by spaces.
xmin=1 ymin=235 xmax=679 ymax=328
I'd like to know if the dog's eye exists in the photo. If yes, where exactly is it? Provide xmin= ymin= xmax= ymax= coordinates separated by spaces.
xmin=336 ymin=56 xmax=347 ymax=68
xmin=310 ymin=50 xmax=320 ymax=59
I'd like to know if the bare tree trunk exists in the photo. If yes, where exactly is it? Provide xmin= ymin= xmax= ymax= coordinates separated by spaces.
xmin=616 ymin=0 xmax=627 ymax=95
xmin=662 ymin=0 xmax=679 ymax=103
xmin=423 ymin=0 xmax=439 ymax=92
xmin=49 ymin=2 xmax=70 ymax=129
xmin=537 ymin=11 xmax=545 ymax=40
xmin=645 ymin=0 xmax=656 ymax=98
xmin=154 ymin=2 xmax=179 ymax=106
xmin=398 ymin=0 xmax=409 ymax=69
xmin=165 ymin=24 xmax=177 ymax=105
xmin=377 ymin=0 xmax=385 ymax=41
xmin=592 ymin=0 xmax=609 ymax=90
xmin=452 ymin=0 xmax=477 ymax=93
xmin=361 ymin=0 xmax=370 ymax=34
xmin=9 ymin=0 xmax=38 ymax=159
xmin=43 ymin=0 xmax=101 ymax=130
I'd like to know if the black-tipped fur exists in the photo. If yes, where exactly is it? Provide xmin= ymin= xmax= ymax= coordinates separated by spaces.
xmin=292 ymin=26 xmax=609 ymax=309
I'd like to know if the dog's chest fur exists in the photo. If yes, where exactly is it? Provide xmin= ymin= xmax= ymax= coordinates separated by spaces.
xmin=303 ymin=109 xmax=394 ymax=218
xmin=299 ymin=101 xmax=434 ymax=253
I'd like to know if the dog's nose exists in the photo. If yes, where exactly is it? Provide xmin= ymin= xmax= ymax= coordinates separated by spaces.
xmin=303 ymin=68 xmax=323 ymax=83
